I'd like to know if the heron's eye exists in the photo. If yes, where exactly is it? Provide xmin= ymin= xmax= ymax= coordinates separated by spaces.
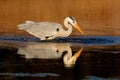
xmin=56 ymin=28 xmax=59 ymax=32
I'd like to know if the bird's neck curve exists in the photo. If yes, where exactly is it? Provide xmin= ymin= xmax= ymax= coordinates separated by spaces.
xmin=62 ymin=19 xmax=73 ymax=37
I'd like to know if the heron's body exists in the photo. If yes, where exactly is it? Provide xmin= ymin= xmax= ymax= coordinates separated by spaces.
xmin=29 ymin=22 xmax=62 ymax=36
xmin=19 ymin=22 xmax=63 ymax=40
xmin=18 ymin=17 xmax=83 ymax=40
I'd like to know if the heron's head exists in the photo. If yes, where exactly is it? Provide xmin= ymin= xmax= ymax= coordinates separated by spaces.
xmin=64 ymin=16 xmax=83 ymax=34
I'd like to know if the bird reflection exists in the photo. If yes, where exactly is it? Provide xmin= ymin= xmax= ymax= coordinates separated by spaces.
xmin=63 ymin=47 xmax=83 ymax=68
xmin=17 ymin=42 xmax=83 ymax=68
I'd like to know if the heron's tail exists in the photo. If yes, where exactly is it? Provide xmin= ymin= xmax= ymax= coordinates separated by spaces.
xmin=18 ymin=21 xmax=34 ymax=30
xmin=17 ymin=24 xmax=29 ymax=30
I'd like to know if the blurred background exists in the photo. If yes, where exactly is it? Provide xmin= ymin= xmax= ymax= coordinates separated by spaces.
xmin=0 ymin=0 xmax=120 ymax=36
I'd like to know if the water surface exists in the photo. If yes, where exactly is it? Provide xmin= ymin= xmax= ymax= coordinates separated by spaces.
xmin=0 ymin=36 xmax=120 ymax=80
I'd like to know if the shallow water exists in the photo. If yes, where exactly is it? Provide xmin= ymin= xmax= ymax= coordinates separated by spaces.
xmin=0 ymin=36 xmax=120 ymax=80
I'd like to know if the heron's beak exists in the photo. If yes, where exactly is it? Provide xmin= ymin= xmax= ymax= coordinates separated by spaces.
xmin=73 ymin=22 xmax=83 ymax=34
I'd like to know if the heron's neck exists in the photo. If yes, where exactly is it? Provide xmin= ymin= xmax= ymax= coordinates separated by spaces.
xmin=62 ymin=20 xmax=72 ymax=37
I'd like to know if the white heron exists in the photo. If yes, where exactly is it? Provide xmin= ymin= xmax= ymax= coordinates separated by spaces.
xmin=18 ymin=16 xmax=83 ymax=40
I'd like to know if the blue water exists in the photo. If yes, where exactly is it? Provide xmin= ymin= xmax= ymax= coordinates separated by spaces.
xmin=0 ymin=36 xmax=120 ymax=46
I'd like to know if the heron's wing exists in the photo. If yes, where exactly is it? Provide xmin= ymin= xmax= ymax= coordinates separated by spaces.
xmin=26 ymin=22 xmax=62 ymax=36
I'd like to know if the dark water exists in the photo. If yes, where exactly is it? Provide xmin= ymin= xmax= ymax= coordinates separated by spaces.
xmin=0 ymin=36 xmax=120 ymax=80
